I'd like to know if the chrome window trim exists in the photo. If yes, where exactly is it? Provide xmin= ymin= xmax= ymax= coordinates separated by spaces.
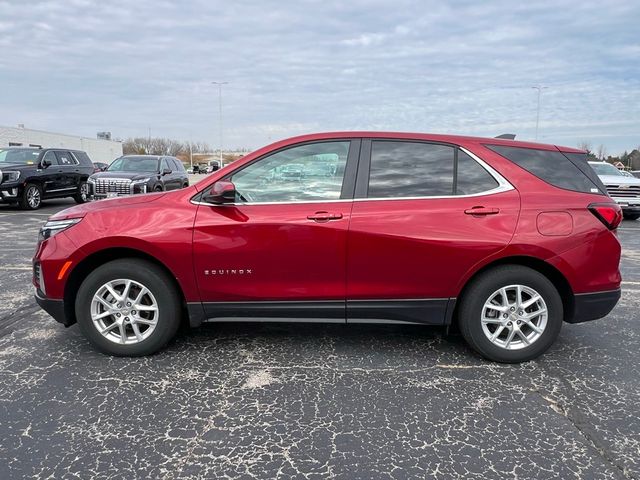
xmin=191 ymin=198 xmax=352 ymax=207
xmin=190 ymin=145 xmax=514 ymax=207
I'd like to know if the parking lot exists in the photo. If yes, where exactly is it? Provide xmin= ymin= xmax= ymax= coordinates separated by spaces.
xmin=0 ymin=198 xmax=639 ymax=479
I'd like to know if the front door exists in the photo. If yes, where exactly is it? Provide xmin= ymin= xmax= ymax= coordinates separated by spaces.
xmin=54 ymin=150 xmax=80 ymax=191
xmin=192 ymin=140 xmax=359 ymax=321
xmin=346 ymin=139 xmax=520 ymax=324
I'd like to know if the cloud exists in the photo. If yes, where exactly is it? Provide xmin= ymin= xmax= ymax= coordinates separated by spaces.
xmin=0 ymin=0 xmax=638 ymax=153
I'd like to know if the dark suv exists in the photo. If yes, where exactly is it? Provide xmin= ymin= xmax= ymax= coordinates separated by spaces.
xmin=89 ymin=155 xmax=189 ymax=199
xmin=0 ymin=147 xmax=94 ymax=209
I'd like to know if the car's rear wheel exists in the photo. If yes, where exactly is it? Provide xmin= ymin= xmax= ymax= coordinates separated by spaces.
xmin=458 ymin=265 xmax=563 ymax=363
xmin=623 ymin=213 xmax=640 ymax=221
xmin=74 ymin=181 xmax=89 ymax=204
xmin=19 ymin=183 xmax=42 ymax=210
xmin=75 ymin=259 xmax=181 ymax=356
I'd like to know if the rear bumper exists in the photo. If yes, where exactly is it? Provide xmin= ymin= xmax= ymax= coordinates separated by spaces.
xmin=569 ymin=289 xmax=621 ymax=324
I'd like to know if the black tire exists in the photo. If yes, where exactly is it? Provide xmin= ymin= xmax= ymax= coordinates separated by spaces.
xmin=182 ymin=183 xmax=189 ymax=189
xmin=18 ymin=183 xmax=42 ymax=210
xmin=75 ymin=259 xmax=182 ymax=356
xmin=154 ymin=185 xmax=163 ymax=192
xmin=74 ymin=181 xmax=89 ymax=204
xmin=623 ymin=213 xmax=640 ymax=221
xmin=458 ymin=265 xmax=563 ymax=363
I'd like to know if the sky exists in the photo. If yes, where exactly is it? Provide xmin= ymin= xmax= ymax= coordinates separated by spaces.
xmin=1 ymin=0 xmax=639 ymax=154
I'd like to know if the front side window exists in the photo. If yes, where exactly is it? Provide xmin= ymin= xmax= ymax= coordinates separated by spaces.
xmin=230 ymin=141 xmax=350 ymax=203
xmin=368 ymin=141 xmax=455 ymax=198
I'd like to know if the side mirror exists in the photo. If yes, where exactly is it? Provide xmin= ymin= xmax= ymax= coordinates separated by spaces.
xmin=41 ymin=158 xmax=51 ymax=169
xmin=162 ymin=168 xmax=172 ymax=175
xmin=202 ymin=180 xmax=236 ymax=204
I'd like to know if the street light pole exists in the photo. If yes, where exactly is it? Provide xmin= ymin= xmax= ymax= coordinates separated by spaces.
xmin=532 ymin=85 xmax=548 ymax=141
xmin=211 ymin=81 xmax=228 ymax=166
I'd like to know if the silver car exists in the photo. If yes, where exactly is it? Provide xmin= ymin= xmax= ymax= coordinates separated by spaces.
xmin=589 ymin=161 xmax=640 ymax=220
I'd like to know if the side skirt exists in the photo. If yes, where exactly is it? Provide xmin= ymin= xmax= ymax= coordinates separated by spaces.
xmin=188 ymin=298 xmax=456 ymax=327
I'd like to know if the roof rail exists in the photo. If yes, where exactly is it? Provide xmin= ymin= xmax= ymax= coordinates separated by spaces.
xmin=494 ymin=134 xmax=516 ymax=140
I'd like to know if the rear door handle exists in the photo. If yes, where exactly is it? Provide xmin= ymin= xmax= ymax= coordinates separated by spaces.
xmin=464 ymin=206 xmax=500 ymax=216
xmin=307 ymin=211 xmax=343 ymax=222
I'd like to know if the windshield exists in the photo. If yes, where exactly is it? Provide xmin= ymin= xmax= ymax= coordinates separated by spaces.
xmin=108 ymin=156 xmax=159 ymax=172
xmin=590 ymin=162 xmax=623 ymax=176
xmin=0 ymin=148 xmax=40 ymax=165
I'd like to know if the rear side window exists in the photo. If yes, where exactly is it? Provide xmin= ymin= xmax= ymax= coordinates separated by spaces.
xmin=456 ymin=150 xmax=499 ymax=195
xmin=368 ymin=142 xmax=454 ymax=197
xmin=55 ymin=151 xmax=77 ymax=166
xmin=486 ymin=145 xmax=601 ymax=194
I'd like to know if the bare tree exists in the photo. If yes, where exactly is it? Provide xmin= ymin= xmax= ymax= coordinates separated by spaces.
xmin=596 ymin=144 xmax=607 ymax=161
xmin=122 ymin=137 xmax=213 ymax=156
xmin=577 ymin=141 xmax=592 ymax=153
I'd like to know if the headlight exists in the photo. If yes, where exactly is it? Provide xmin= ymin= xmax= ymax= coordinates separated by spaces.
xmin=87 ymin=177 xmax=96 ymax=184
xmin=131 ymin=178 xmax=150 ymax=184
xmin=38 ymin=218 xmax=83 ymax=242
xmin=0 ymin=170 xmax=20 ymax=183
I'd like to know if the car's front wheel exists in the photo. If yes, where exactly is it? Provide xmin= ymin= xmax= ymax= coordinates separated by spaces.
xmin=19 ymin=183 xmax=42 ymax=210
xmin=458 ymin=265 xmax=563 ymax=363
xmin=75 ymin=259 xmax=182 ymax=356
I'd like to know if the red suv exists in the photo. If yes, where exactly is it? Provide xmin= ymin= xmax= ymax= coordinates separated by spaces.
xmin=33 ymin=132 xmax=622 ymax=362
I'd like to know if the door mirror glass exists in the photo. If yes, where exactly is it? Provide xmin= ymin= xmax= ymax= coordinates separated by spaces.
xmin=203 ymin=180 xmax=236 ymax=204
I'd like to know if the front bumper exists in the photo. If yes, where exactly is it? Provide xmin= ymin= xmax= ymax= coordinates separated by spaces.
xmin=569 ymin=289 xmax=621 ymax=324
xmin=610 ymin=196 xmax=640 ymax=213
xmin=34 ymin=290 xmax=72 ymax=326
xmin=0 ymin=185 xmax=19 ymax=202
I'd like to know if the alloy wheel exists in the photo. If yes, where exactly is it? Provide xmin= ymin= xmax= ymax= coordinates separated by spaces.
xmin=480 ymin=284 xmax=548 ymax=350
xmin=90 ymin=279 xmax=159 ymax=345
xmin=27 ymin=186 xmax=41 ymax=208
xmin=80 ymin=183 xmax=88 ymax=201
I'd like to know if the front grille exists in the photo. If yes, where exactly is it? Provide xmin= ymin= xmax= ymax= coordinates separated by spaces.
xmin=94 ymin=178 xmax=132 ymax=195
xmin=606 ymin=185 xmax=640 ymax=198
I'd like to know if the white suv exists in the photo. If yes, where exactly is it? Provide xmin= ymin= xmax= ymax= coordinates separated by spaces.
xmin=589 ymin=161 xmax=640 ymax=220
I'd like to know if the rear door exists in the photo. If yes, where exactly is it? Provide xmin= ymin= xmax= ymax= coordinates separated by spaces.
xmin=346 ymin=139 xmax=520 ymax=324
xmin=192 ymin=139 xmax=359 ymax=321
xmin=54 ymin=150 xmax=80 ymax=191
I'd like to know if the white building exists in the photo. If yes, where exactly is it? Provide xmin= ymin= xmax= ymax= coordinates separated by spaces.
xmin=0 ymin=125 xmax=123 ymax=164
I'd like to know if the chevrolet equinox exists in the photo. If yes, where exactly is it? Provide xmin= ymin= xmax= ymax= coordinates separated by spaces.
xmin=33 ymin=132 xmax=622 ymax=362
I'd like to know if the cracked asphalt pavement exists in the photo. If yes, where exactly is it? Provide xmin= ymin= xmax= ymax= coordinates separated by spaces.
xmin=1 ymin=198 xmax=639 ymax=479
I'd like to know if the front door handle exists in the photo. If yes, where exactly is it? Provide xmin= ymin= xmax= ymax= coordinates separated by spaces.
xmin=307 ymin=211 xmax=343 ymax=222
xmin=464 ymin=206 xmax=500 ymax=216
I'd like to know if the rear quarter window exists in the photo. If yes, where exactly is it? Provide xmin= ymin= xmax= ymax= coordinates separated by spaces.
xmin=485 ymin=145 xmax=602 ymax=195
xmin=73 ymin=151 xmax=93 ymax=166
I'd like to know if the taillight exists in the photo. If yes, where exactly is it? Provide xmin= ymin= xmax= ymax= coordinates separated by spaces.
xmin=589 ymin=203 xmax=622 ymax=230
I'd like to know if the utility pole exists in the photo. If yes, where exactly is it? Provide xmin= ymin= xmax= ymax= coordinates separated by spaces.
xmin=532 ymin=85 xmax=548 ymax=141
xmin=211 ymin=81 xmax=228 ymax=166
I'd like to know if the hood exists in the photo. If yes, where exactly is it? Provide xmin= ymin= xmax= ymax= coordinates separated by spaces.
xmin=49 ymin=192 xmax=166 ymax=220
xmin=90 ymin=171 xmax=157 ymax=181
xmin=597 ymin=174 xmax=640 ymax=186
xmin=0 ymin=163 xmax=36 ymax=171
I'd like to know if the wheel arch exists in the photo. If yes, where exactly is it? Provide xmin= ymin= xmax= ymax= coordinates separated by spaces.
xmin=454 ymin=256 xmax=575 ymax=326
xmin=63 ymin=247 xmax=189 ymax=327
